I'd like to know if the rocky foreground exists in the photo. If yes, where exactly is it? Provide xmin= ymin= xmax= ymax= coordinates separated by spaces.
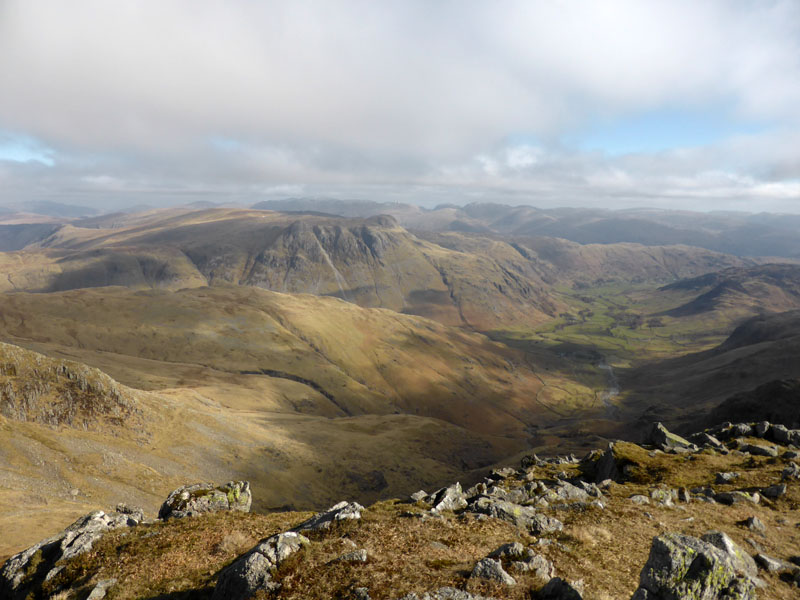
xmin=2 ymin=421 xmax=799 ymax=600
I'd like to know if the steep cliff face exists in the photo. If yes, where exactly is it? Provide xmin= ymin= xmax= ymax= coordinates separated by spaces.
xmin=0 ymin=342 xmax=140 ymax=429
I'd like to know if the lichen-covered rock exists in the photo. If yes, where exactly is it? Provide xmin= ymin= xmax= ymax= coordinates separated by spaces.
xmin=158 ymin=481 xmax=251 ymax=519
xmin=1 ymin=509 xmax=140 ymax=600
xmin=211 ymin=531 xmax=309 ymax=600
xmin=293 ymin=500 xmax=364 ymax=532
xmin=630 ymin=532 xmax=757 ymax=600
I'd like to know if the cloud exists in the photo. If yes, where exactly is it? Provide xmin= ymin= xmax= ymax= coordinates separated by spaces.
xmin=0 ymin=1 xmax=798 ymax=212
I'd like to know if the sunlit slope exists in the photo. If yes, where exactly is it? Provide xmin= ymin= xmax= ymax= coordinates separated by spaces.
xmin=0 ymin=339 xmax=537 ymax=558
xmin=5 ymin=208 xmax=558 ymax=328
xmin=0 ymin=285 xmax=580 ymax=437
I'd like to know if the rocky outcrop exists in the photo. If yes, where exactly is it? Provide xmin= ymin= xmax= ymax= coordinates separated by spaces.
xmin=0 ymin=341 xmax=141 ymax=430
xmin=211 ymin=531 xmax=309 ymax=600
xmin=158 ymin=481 xmax=251 ymax=519
xmin=647 ymin=422 xmax=697 ymax=452
xmin=631 ymin=532 xmax=758 ymax=600
xmin=470 ymin=557 xmax=516 ymax=585
xmin=292 ymin=500 xmax=364 ymax=532
xmin=0 ymin=507 xmax=143 ymax=600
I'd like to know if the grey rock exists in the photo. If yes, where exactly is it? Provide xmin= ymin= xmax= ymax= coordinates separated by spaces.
xmin=701 ymin=531 xmax=759 ymax=578
xmin=631 ymin=532 xmax=757 ymax=600
xmin=471 ymin=558 xmax=516 ymax=585
xmin=754 ymin=421 xmax=770 ymax=437
xmin=650 ymin=489 xmax=674 ymax=507
xmin=430 ymin=483 xmax=467 ymax=514
xmin=754 ymin=553 xmax=783 ymax=572
xmin=770 ymin=423 xmax=790 ymax=443
xmin=551 ymin=481 xmax=591 ymax=502
xmin=335 ymin=549 xmax=368 ymax=563
xmin=739 ymin=516 xmax=766 ymax=534
xmin=158 ymin=481 xmax=251 ymax=519
xmin=714 ymin=491 xmax=759 ymax=505
xmin=534 ymin=577 xmax=584 ymax=599
xmin=0 ymin=509 xmax=137 ymax=600
xmin=353 ymin=587 xmax=371 ymax=600
xmin=740 ymin=443 xmax=779 ymax=457
xmin=488 ymin=542 xmax=525 ymax=560
xmin=690 ymin=432 xmax=723 ymax=448
xmin=211 ymin=531 xmax=309 ymax=600
xmin=530 ymin=514 xmax=564 ymax=535
xmin=782 ymin=462 xmax=800 ymax=480
xmin=784 ymin=450 xmax=800 ymax=459
xmin=647 ymin=422 xmax=697 ymax=452
xmin=489 ymin=467 xmax=517 ymax=480
xmin=730 ymin=423 xmax=754 ymax=438
xmin=714 ymin=471 xmax=739 ymax=484
xmin=677 ymin=488 xmax=691 ymax=503
xmin=630 ymin=495 xmax=650 ymax=505
xmin=410 ymin=490 xmax=428 ymax=503
xmin=293 ymin=500 xmax=364 ymax=532
xmin=761 ymin=483 xmax=787 ymax=499
xmin=86 ymin=579 xmax=117 ymax=600
xmin=513 ymin=553 xmax=555 ymax=580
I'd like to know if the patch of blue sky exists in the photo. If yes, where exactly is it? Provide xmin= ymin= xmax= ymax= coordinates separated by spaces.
xmin=566 ymin=108 xmax=770 ymax=155
xmin=0 ymin=131 xmax=55 ymax=166
xmin=208 ymin=136 xmax=244 ymax=152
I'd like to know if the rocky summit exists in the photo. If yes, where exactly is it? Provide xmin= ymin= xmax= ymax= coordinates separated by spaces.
xmin=2 ymin=421 xmax=798 ymax=600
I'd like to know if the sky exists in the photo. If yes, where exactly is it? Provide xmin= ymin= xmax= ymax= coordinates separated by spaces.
xmin=1 ymin=0 xmax=799 ymax=213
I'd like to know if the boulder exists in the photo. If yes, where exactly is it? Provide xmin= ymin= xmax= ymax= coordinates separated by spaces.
xmin=1 ymin=508 xmax=140 ymax=600
xmin=293 ymin=501 xmax=364 ymax=532
xmin=783 ymin=462 xmax=800 ymax=480
xmin=158 ymin=481 xmax=251 ymax=519
xmin=86 ymin=579 xmax=117 ymax=600
xmin=714 ymin=472 xmax=739 ymax=484
xmin=488 ymin=542 xmax=525 ymax=560
xmin=513 ymin=553 xmax=555 ymax=580
xmin=647 ymin=423 xmax=697 ymax=452
xmin=534 ymin=577 xmax=584 ymax=599
xmin=430 ymin=483 xmax=468 ymax=514
xmin=739 ymin=443 xmax=778 ymax=457
xmin=211 ymin=531 xmax=309 ymax=600
xmin=738 ymin=516 xmax=766 ymax=534
xmin=471 ymin=558 xmax=516 ymax=585
xmin=761 ymin=483 xmax=787 ymax=499
xmin=630 ymin=532 xmax=758 ymax=600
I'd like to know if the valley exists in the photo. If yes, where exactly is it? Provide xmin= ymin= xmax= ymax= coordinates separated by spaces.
xmin=2 ymin=203 xmax=800 ymax=563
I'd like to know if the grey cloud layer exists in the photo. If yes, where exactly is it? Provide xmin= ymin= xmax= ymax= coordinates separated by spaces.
xmin=0 ymin=0 xmax=798 ymax=211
